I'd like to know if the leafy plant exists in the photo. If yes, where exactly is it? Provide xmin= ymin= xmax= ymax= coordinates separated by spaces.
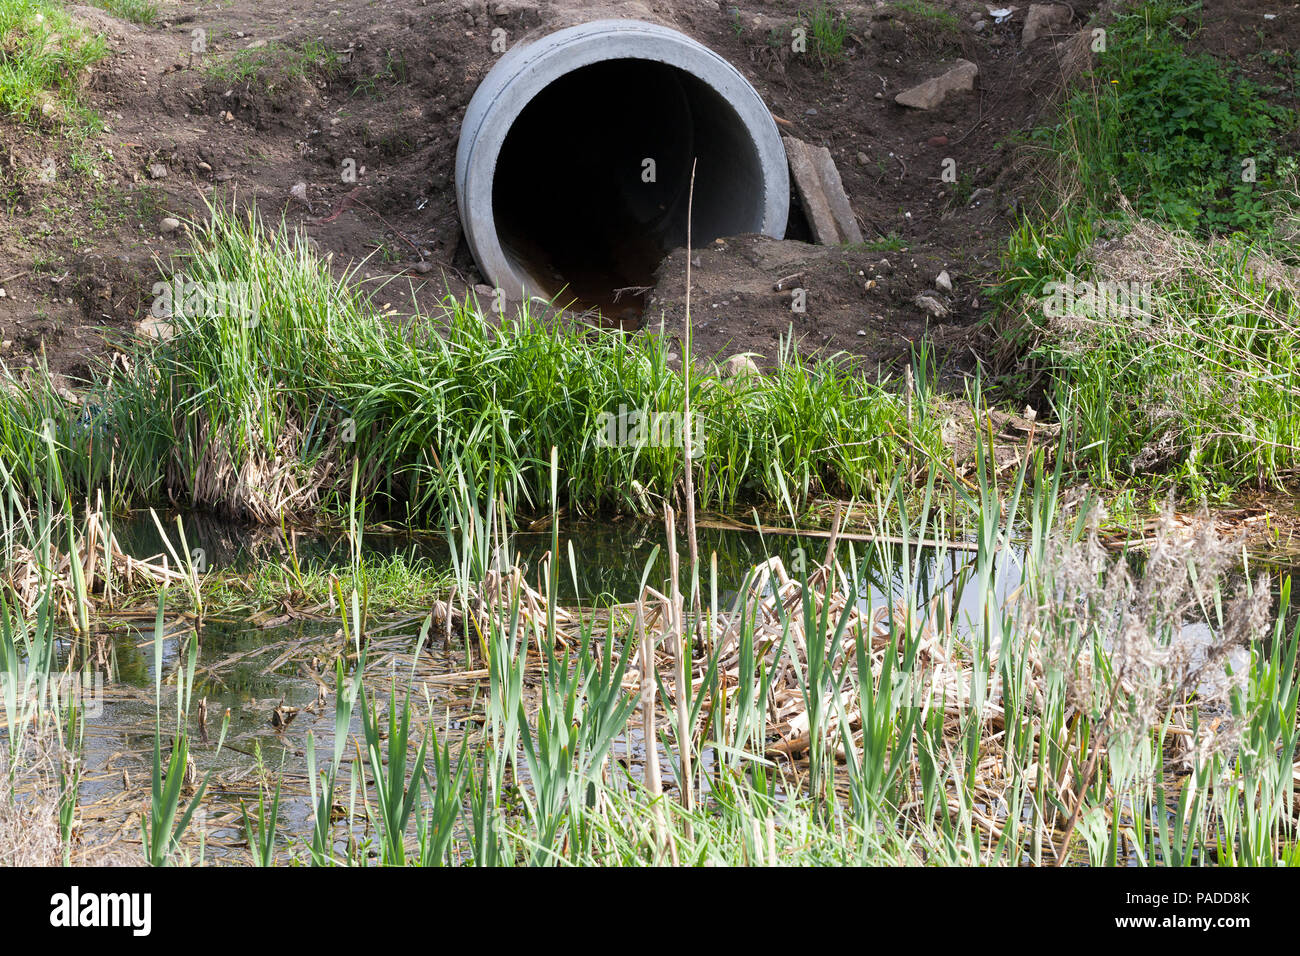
xmin=802 ymin=3 xmax=848 ymax=68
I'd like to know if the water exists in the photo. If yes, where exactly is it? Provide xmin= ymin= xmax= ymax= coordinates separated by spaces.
xmin=15 ymin=509 xmax=1295 ymax=862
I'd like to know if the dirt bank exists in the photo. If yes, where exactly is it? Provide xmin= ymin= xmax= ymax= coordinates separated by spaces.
xmin=1 ymin=0 xmax=1294 ymax=382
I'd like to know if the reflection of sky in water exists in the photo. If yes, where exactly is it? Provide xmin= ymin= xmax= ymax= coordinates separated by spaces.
xmin=111 ymin=511 xmax=1024 ymax=623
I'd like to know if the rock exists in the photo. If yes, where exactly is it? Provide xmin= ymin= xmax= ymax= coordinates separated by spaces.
xmin=289 ymin=182 xmax=312 ymax=212
xmin=136 ymin=316 xmax=174 ymax=341
xmin=413 ymin=260 xmax=433 ymax=274
xmin=783 ymin=135 xmax=864 ymax=245
xmin=33 ymin=89 xmax=61 ymax=120
xmin=973 ymin=19 xmax=986 ymax=31
xmin=721 ymin=354 xmax=761 ymax=379
xmin=895 ymin=60 xmax=978 ymax=110
xmin=1022 ymin=3 xmax=1071 ymax=45
xmin=0 ymin=288 xmax=5 ymax=298
xmin=913 ymin=293 xmax=949 ymax=318
xmin=148 ymin=163 xmax=168 ymax=179
xmin=935 ymin=270 xmax=953 ymax=293
xmin=968 ymin=187 xmax=994 ymax=206
xmin=159 ymin=217 xmax=181 ymax=235
xmin=857 ymin=151 xmax=869 ymax=165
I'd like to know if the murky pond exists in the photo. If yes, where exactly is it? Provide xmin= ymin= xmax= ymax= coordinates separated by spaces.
xmin=19 ymin=510 xmax=1298 ymax=863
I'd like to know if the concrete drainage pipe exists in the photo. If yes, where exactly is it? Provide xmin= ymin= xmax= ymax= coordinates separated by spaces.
xmin=455 ymin=19 xmax=789 ymax=314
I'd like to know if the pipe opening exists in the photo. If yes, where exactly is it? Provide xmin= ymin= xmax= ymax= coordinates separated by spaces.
xmin=491 ymin=58 xmax=767 ymax=320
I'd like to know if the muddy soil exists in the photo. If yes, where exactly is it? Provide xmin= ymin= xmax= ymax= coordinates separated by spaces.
xmin=0 ymin=0 xmax=1295 ymax=384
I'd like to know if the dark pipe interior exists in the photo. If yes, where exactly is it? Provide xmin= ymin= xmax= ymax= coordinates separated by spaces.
xmin=492 ymin=58 xmax=766 ymax=322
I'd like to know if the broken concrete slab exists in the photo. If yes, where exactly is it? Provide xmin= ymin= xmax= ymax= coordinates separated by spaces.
xmin=894 ymin=59 xmax=978 ymax=110
xmin=782 ymin=135 xmax=864 ymax=245
xmin=1022 ymin=3 xmax=1071 ymax=45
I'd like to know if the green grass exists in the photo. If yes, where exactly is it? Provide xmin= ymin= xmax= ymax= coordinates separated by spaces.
xmin=0 ymin=203 xmax=944 ymax=526
xmin=0 ymin=0 xmax=108 ymax=123
xmin=202 ymin=552 xmax=456 ymax=616
xmin=852 ymin=232 xmax=907 ymax=254
xmin=1036 ymin=2 xmax=1294 ymax=237
xmin=894 ymin=0 xmax=960 ymax=33
xmin=801 ymin=2 xmax=848 ymax=68
xmin=1001 ymin=219 xmax=1300 ymax=496
xmin=94 ymin=0 xmax=159 ymax=26
xmin=991 ymin=1 xmax=1300 ymax=495
xmin=205 ymin=39 xmax=342 ymax=87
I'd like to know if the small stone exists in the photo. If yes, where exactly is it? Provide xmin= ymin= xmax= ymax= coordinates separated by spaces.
xmin=289 ymin=182 xmax=312 ymax=210
xmin=413 ymin=260 xmax=433 ymax=274
xmin=721 ymin=354 xmax=760 ymax=379
xmin=913 ymin=293 xmax=949 ymax=318
xmin=857 ymin=151 xmax=869 ymax=165
xmin=136 ymin=316 xmax=174 ymax=340
xmin=196 ymin=161 xmax=212 ymax=173
xmin=895 ymin=60 xmax=979 ymax=110
xmin=222 ymin=110 xmax=234 ymax=122
xmin=927 ymin=135 xmax=948 ymax=148
xmin=159 ymin=217 xmax=181 ymax=235
xmin=935 ymin=270 xmax=953 ymax=293
xmin=148 ymin=163 xmax=168 ymax=179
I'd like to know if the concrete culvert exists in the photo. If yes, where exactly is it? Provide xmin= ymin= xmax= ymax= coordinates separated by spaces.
xmin=455 ymin=20 xmax=789 ymax=318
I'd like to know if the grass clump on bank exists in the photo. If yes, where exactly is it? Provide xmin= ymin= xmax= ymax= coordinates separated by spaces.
xmin=0 ymin=0 xmax=107 ymax=122
xmin=93 ymin=0 xmax=159 ymax=27
xmin=992 ymin=1 xmax=1300 ymax=497
xmin=0 ymin=206 xmax=944 ymax=526
xmin=1000 ymin=220 xmax=1300 ymax=496
xmin=1038 ymin=2 xmax=1294 ymax=237
xmin=204 ymin=39 xmax=343 ymax=88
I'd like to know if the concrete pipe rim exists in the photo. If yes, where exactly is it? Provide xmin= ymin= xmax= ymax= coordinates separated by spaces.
xmin=455 ymin=18 xmax=789 ymax=308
